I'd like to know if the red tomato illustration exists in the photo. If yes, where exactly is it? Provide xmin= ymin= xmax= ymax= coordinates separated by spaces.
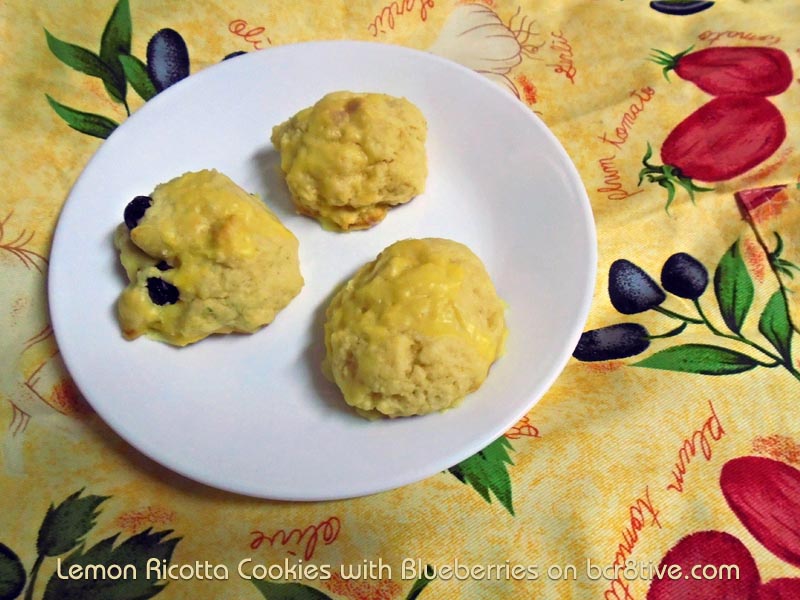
xmin=646 ymin=530 xmax=760 ymax=600
xmin=755 ymin=578 xmax=800 ymax=600
xmin=720 ymin=456 xmax=800 ymax=568
xmin=662 ymin=95 xmax=785 ymax=180
xmin=650 ymin=46 xmax=793 ymax=96
xmin=640 ymin=95 xmax=786 ymax=208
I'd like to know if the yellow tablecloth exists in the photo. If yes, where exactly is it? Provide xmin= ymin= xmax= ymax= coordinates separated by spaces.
xmin=3 ymin=1 xmax=800 ymax=598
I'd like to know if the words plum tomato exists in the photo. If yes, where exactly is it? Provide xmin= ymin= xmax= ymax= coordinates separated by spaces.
xmin=650 ymin=46 xmax=793 ymax=96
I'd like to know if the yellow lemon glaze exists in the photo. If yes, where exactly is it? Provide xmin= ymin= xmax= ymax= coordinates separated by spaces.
xmin=323 ymin=238 xmax=506 ymax=418
xmin=114 ymin=170 xmax=303 ymax=346
xmin=271 ymin=91 xmax=427 ymax=231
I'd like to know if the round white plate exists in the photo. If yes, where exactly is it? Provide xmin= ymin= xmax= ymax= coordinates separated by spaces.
xmin=49 ymin=41 xmax=596 ymax=501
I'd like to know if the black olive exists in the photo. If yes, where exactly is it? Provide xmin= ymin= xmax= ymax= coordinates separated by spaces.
xmin=146 ymin=277 xmax=179 ymax=305
xmin=573 ymin=323 xmax=651 ymax=361
xmin=124 ymin=196 xmax=152 ymax=229
xmin=155 ymin=260 xmax=172 ymax=271
xmin=608 ymin=259 xmax=666 ymax=314
xmin=146 ymin=29 xmax=190 ymax=92
xmin=661 ymin=253 xmax=709 ymax=299
xmin=222 ymin=50 xmax=247 ymax=61
xmin=649 ymin=1 xmax=715 ymax=16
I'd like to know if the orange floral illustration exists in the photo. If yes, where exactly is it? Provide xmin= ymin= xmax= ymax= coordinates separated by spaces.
xmin=505 ymin=414 xmax=540 ymax=439
xmin=115 ymin=506 xmax=177 ymax=533
xmin=516 ymin=73 xmax=538 ymax=105
xmin=742 ymin=237 xmax=767 ymax=283
xmin=753 ymin=434 xmax=800 ymax=466
xmin=46 ymin=377 xmax=90 ymax=416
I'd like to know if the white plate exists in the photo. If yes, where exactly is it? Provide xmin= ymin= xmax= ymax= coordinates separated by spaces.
xmin=49 ymin=41 xmax=596 ymax=501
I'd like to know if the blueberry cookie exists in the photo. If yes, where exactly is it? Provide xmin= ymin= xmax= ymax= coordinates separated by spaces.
xmin=114 ymin=170 xmax=303 ymax=346
xmin=270 ymin=91 xmax=427 ymax=231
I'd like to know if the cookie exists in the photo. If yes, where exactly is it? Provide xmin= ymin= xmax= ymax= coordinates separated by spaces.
xmin=271 ymin=91 xmax=427 ymax=231
xmin=114 ymin=169 xmax=303 ymax=346
xmin=323 ymin=238 xmax=506 ymax=418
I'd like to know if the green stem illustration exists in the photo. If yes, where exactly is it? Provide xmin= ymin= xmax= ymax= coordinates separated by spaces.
xmin=653 ymin=305 xmax=704 ymax=324
xmin=648 ymin=322 xmax=688 ymax=339
xmin=23 ymin=553 xmax=44 ymax=600
xmin=694 ymin=299 xmax=800 ymax=380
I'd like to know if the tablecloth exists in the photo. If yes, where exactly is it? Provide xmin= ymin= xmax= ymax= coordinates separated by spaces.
xmin=3 ymin=1 xmax=800 ymax=598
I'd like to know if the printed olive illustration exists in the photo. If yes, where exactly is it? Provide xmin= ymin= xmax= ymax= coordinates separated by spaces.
xmin=572 ymin=323 xmax=650 ymax=361
xmin=146 ymin=28 xmax=190 ymax=92
xmin=649 ymin=1 xmax=714 ymax=16
xmin=146 ymin=277 xmax=179 ymax=305
xmin=123 ymin=195 xmax=152 ymax=230
xmin=608 ymin=259 xmax=666 ymax=314
xmin=222 ymin=50 xmax=248 ymax=61
xmin=661 ymin=253 xmax=709 ymax=299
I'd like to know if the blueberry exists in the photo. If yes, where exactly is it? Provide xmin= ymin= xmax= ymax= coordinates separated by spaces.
xmin=222 ymin=50 xmax=247 ymax=61
xmin=573 ymin=323 xmax=650 ymax=361
xmin=124 ymin=195 xmax=152 ymax=229
xmin=661 ymin=253 xmax=708 ymax=299
xmin=146 ymin=29 xmax=190 ymax=92
xmin=608 ymin=259 xmax=666 ymax=314
xmin=155 ymin=260 xmax=172 ymax=271
xmin=146 ymin=277 xmax=179 ymax=305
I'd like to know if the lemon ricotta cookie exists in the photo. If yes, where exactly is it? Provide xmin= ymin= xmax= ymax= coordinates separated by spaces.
xmin=114 ymin=170 xmax=303 ymax=346
xmin=323 ymin=238 xmax=507 ymax=418
xmin=270 ymin=91 xmax=427 ymax=231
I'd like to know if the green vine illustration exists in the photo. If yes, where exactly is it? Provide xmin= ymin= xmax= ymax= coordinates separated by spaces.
xmin=44 ymin=0 xmax=186 ymax=139
xmin=573 ymin=238 xmax=799 ymax=382
xmin=767 ymin=233 xmax=800 ymax=280
xmin=0 ymin=489 xmax=180 ymax=600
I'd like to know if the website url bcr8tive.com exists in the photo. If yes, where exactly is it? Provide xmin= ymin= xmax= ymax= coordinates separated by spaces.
xmin=586 ymin=559 xmax=740 ymax=582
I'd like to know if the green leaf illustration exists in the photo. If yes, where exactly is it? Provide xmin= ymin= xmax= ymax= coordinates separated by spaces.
xmin=44 ymin=29 xmax=124 ymax=103
xmin=0 ymin=543 xmax=25 ymax=600
xmin=632 ymin=344 xmax=759 ymax=375
xmin=99 ymin=0 xmax=132 ymax=105
xmin=118 ymin=54 xmax=156 ymax=101
xmin=46 ymin=95 xmax=118 ymax=139
xmin=37 ymin=489 xmax=109 ymax=557
xmin=759 ymin=291 xmax=793 ymax=364
xmin=768 ymin=232 xmax=800 ymax=280
xmin=251 ymin=579 xmax=334 ymax=600
xmin=714 ymin=241 xmax=754 ymax=334
xmin=42 ymin=528 xmax=180 ymax=600
xmin=405 ymin=565 xmax=435 ymax=600
xmin=448 ymin=437 xmax=515 ymax=515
